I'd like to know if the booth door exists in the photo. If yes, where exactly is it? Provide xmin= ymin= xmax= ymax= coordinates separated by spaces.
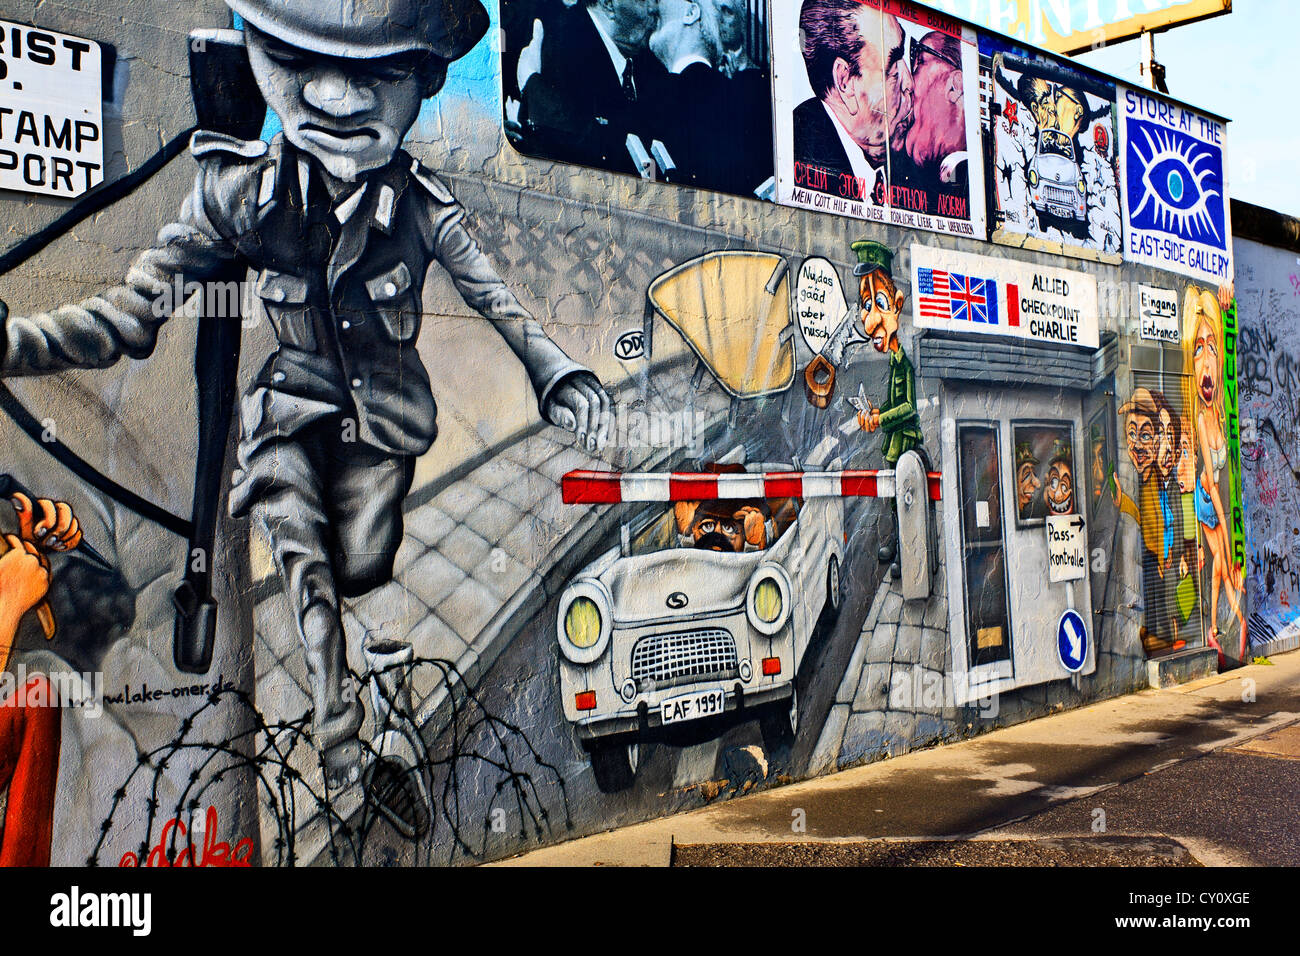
xmin=943 ymin=384 xmax=1095 ymax=702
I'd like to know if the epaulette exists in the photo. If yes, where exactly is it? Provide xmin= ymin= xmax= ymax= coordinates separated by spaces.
xmin=409 ymin=157 xmax=456 ymax=205
xmin=190 ymin=129 xmax=270 ymax=161
xmin=192 ymin=131 xmax=279 ymax=237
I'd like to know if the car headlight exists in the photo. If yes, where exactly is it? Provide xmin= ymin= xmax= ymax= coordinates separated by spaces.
xmin=1077 ymin=177 xmax=1086 ymax=194
xmin=565 ymin=598 xmax=601 ymax=648
xmin=754 ymin=579 xmax=782 ymax=623
xmin=1028 ymin=168 xmax=1038 ymax=187
xmin=556 ymin=581 xmax=612 ymax=664
xmin=746 ymin=568 xmax=791 ymax=636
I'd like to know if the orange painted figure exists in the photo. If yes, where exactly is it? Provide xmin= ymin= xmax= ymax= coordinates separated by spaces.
xmin=0 ymin=492 xmax=81 ymax=866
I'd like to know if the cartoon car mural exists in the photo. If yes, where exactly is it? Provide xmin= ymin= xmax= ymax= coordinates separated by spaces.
xmin=1028 ymin=128 xmax=1087 ymax=226
xmin=556 ymin=460 xmax=846 ymax=791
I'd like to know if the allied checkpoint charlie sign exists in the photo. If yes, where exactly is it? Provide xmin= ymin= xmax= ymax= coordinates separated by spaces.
xmin=910 ymin=244 xmax=1099 ymax=348
xmin=0 ymin=18 xmax=102 ymax=197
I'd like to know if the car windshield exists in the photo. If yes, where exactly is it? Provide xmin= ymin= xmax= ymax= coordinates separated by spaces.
xmin=1039 ymin=131 xmax=1073 ymax=160
xmin=625 ymin=497 xmax=799 ymax=556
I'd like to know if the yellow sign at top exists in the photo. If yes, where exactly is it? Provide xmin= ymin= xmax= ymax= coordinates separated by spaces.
xmin=929 ymin=0 xmax=1231 ymax=55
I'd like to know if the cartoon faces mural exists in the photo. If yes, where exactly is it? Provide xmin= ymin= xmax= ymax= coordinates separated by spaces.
xmin=1111 ymin=282 xmax=1247 ymax=662
xmin=981 ymin=34 xmax=1122 ymax=262
xmin=0 ymin=0 xmax=1250 ymax=868
xmin=1013 ymin=426 xmax=1073 ymax=522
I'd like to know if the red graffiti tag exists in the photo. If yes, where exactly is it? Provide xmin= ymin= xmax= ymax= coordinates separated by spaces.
xmin=118 ymin=805 xmax=253 ymax=867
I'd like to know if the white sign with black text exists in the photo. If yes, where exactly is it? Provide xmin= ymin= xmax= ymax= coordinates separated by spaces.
xmin=1138 ymin=284 xmax=1179 ymax=343
xmin=911 ymin=244 xmax=1099 ymax=350
xmin=1045 ymin=513 xmax=1087 ymax=583
xmin=0 ymin=19 xmax=103 ymax=197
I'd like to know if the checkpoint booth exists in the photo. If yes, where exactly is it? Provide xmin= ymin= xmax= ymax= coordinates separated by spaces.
xmin=909 ymin=244 xmax=1107 ymax=703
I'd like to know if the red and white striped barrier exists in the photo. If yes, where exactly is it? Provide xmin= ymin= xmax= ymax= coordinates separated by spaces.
xmin=561 ymin=469 xmax=942 ymax=504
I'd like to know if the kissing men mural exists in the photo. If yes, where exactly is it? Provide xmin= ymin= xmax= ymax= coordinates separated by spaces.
xmin=0 ymin=0 xmax=1247 ymax=866
xmin=773 ymin=0 xmax=985 ymax=237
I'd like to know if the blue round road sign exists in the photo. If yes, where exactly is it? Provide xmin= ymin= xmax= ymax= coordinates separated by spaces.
xmin=1057 ymin=608 xmax=1088 ymax=673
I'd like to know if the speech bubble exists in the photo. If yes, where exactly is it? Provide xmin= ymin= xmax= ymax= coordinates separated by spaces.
xmin=795 ymin=257 xmax=847 ymax=356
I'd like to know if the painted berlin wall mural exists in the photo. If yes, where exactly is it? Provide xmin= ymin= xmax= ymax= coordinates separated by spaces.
xmin=979 ymin=30 xmax=1122 ymax=262
xmin=0 ymin=0 xmax=1249 ymax=868
xmin=772 ymin=0 xmax=985 ymax=237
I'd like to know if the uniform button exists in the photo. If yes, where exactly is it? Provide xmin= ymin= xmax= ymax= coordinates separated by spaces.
xmin=382 ymin=282 xmax=398 ymax=297
xmin=341 ymin=320 xmax=351 ymax=330
xmin=351 ymin=378 xmax=362 ymax=388
xmin=271 ymin=371 xmax=286 ymax=384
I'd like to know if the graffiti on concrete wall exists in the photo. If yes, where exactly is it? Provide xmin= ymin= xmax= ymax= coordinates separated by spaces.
xmin=1237 ymin=237 xmax=1300 ymax=652
xmin=0 ymin=0 xmax=1246 ymax=867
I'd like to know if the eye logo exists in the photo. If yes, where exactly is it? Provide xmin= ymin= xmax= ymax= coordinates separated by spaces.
xmin=1127 ymin=120 xmax=1224 ymax=247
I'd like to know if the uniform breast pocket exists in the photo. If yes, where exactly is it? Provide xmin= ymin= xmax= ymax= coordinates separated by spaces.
xmin=256 ymin=269 xmax=315 ymax=351
xmin=365 ymin=261 xmax=419 ymax=343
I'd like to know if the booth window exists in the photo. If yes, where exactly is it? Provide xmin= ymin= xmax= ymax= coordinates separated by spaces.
xmin=1011 ymin=422 xmax=1076 ymax=527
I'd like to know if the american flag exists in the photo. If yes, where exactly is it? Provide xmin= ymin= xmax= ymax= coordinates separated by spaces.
xmin=917 ymin=268 xmax=999 ymax=325
xmin=917 ymin=267 xmax=951 ymax=320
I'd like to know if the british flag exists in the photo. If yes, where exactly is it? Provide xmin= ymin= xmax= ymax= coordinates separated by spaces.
xmin=917 ymin=268 xmax=998 ymax=325
xmin=949 ymin=273 xmax=997 ymax=324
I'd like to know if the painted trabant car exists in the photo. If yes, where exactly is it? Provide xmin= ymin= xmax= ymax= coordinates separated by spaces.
xmin=556 ymin=462 xmax=845 ymax=791
xmin=1028 ymin=128 xmax=1087 ymax=223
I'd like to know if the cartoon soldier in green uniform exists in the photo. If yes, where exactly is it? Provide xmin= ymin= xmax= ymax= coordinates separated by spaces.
xmin=851 ymin=239 xmax=923 ymax=576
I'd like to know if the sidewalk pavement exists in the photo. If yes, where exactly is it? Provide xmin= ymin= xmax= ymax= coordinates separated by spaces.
xmin=491 ymin=649 xmax=1300 ymax=866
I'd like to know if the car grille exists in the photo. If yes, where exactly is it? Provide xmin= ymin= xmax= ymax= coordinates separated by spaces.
xmin=1043 ymin=183 xmax=1077 ymax=206
xmin=631 ymin=628 xmax=739 ymax=691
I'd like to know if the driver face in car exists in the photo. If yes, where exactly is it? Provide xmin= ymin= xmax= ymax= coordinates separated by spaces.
xmin=674 ymin=499 xmax=768 ymax=552
xmin=691 ymin=510 xmax=746 ymax=552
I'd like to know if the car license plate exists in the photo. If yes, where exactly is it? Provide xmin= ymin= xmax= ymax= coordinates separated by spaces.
xmin=661 ymin=689 xmax=725 ymax=725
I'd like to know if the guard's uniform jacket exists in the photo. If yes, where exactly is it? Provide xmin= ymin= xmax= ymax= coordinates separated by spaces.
xmin=1 ymin=130 xmax=591 ymax=750
xmin=877 ymin=346 xmax=922 ymax=466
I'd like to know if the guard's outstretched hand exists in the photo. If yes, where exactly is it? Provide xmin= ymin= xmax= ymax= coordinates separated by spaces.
xmin=545 ymin=372 xmax=612 ymax=453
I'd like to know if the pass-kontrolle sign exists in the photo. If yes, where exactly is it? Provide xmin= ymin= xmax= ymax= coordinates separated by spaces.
xmin=1046 ymin=513 xmax=1087 ymax=584
xmin=0 ymin=19 xmax=103 ymax=198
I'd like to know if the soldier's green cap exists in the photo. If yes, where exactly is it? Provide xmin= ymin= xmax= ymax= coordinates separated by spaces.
xmin=1049 ymin=440 xmax=1072 ymax=465
xmin=851 ymin=239 xmax=894 ymax=277
xmin=1015 ymin=442 xmax=1039 ymax=467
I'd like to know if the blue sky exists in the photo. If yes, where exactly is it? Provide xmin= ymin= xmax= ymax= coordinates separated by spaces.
xmin=1074 ymin=0 xmax=1299 ymax=218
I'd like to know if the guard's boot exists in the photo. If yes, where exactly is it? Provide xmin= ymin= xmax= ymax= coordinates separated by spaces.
xmin=363 ymin=637 xmax=431 ymax=839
